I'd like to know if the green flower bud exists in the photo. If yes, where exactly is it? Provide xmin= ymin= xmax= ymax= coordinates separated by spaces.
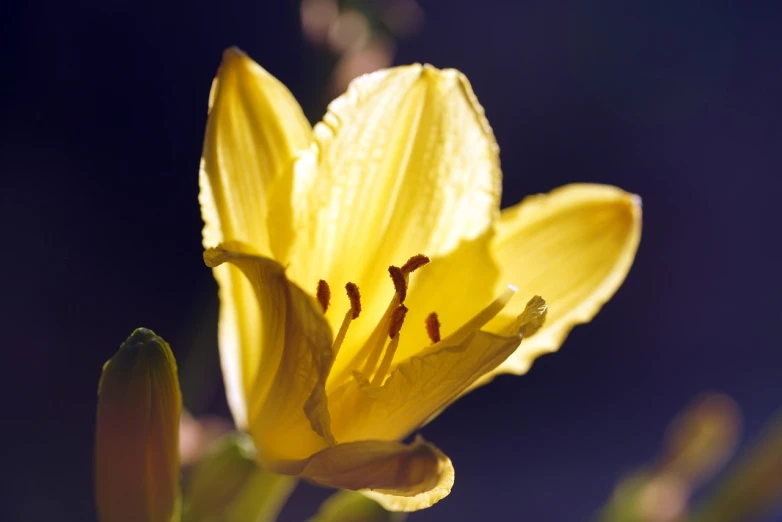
xmin=95 ymin=328 xmax=182 ymax=522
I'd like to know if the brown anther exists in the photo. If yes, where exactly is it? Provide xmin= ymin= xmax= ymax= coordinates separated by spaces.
xmin=316 ymin=280 xmax=331 ymax=313
xmin=388 ymin=265 xmax=407 ymax=303
xmin=401 ymin=254 xmax=430 ymax=274
xmin=388 ymin=304 xmax=408 ymax=338
xmin=425 ymin=312 xmax=441 ymax=344
xmin=345 ymin=282 xmax=362 ymax=319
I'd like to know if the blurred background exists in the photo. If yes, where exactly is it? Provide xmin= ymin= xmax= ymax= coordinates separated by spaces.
xmin=3 ymin=0 xmax=781 ymax=520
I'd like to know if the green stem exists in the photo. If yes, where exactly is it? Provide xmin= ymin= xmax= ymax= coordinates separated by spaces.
xmin=249 ymin=474 xmax=298 ymax=522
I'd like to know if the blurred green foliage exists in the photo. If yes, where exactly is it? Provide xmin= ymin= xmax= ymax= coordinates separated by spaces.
xmin=599 ymin=394 xmax=782 ymax=522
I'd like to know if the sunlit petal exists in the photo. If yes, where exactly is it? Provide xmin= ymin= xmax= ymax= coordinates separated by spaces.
xmin=485 ymin=183 xmax=641 ymax=379
xmin=285 ymin=64 xmax=502 ymax=381
xmin=204 ymin=245 xmax=334 ymax=462
xmin=200 ymin=46 xmax=311 ymax=256
xmin=200 ymin=48 xmax=311 ymax=427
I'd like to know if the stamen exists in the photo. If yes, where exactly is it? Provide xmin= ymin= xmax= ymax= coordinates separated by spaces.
xmin=331 ymin=284 xmax=362 ymax=359
xmin=425 ymin=312 xmax=441 ymax=343
xmin=388 ymin=304 xmax=408 ymax=339
xmin=371 ymin=334 xmax=401 ymax=386
xmin=345 ymin=282 xmax=361 ymax=319
xmin=388 ymin=266 xmax=407 ymax=303
xmin=401 ymin=254 xmax=430 ymax=274
xmin=357 ymin=301 xmax=397 ymax=377
xmin=316 ymin=280 xmax=330 ymax=313
xmin=370 ymin=305 xmax=408 ymax=385
xmin=331 ymin=310 xmax=352 ymax=359
xmin=360 ymin=330 xmax=387 ymax=378
xmin=344 ymin=255 xmax=429 ymax=385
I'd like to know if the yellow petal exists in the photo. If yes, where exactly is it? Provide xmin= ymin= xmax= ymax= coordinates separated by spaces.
xmin=285 ymin=64 xmax=502 ymax=382
xmin=200 ymin=48 xmax=311 ymax=427
xmin=95 ymin=328 xmax=182 ymax=522
xmin=280 ymin=437 xmax=454 ymax=512
xmin=200 ymin=46 xmax=311 ymax=255
xmin=486 ymin=183 xmax=641 ymax=378
xmin=204 ymin=245 xmax=334 ymax=463
xmin=330 ymin=297 xmax=547 ymax=443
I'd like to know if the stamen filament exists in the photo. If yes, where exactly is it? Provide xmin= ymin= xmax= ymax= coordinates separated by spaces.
xmin=332 ymin=255 xmax=428 ymax=387
xmin=331 ymin=310 xmax=353 ymax=359
xmin=358 ymin=269 xmax=410 ymax=377
xmin=360 ymin=321 xmax=391 ymax=377
xmin=371 ymin=334 xmax=401 ymax=386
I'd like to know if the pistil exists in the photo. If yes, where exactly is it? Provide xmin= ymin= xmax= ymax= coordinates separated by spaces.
xmin=441 ymin=285 xmax=518 ymax=345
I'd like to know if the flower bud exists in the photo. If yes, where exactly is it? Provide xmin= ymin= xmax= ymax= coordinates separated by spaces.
xmin=95 ymin=328 xmax=182 ymax=522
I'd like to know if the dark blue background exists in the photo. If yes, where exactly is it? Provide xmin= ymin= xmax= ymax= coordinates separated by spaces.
xmin=3 ymin=1 xmax=781 ymax=520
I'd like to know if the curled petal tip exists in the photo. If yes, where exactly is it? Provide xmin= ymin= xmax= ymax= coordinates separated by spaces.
xmin=203 ymin=247 xmax=228 ymax=267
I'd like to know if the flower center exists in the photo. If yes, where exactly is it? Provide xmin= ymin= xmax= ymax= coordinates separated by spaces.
xmin=316 ymin=254 xmax=430 ymax=387
xmin=317 ymin=253 xmax=517 ymax=388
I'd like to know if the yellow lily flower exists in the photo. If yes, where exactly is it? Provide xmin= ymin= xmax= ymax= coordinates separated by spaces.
xmin=199 ymin=48 xmax=641 ymax=511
